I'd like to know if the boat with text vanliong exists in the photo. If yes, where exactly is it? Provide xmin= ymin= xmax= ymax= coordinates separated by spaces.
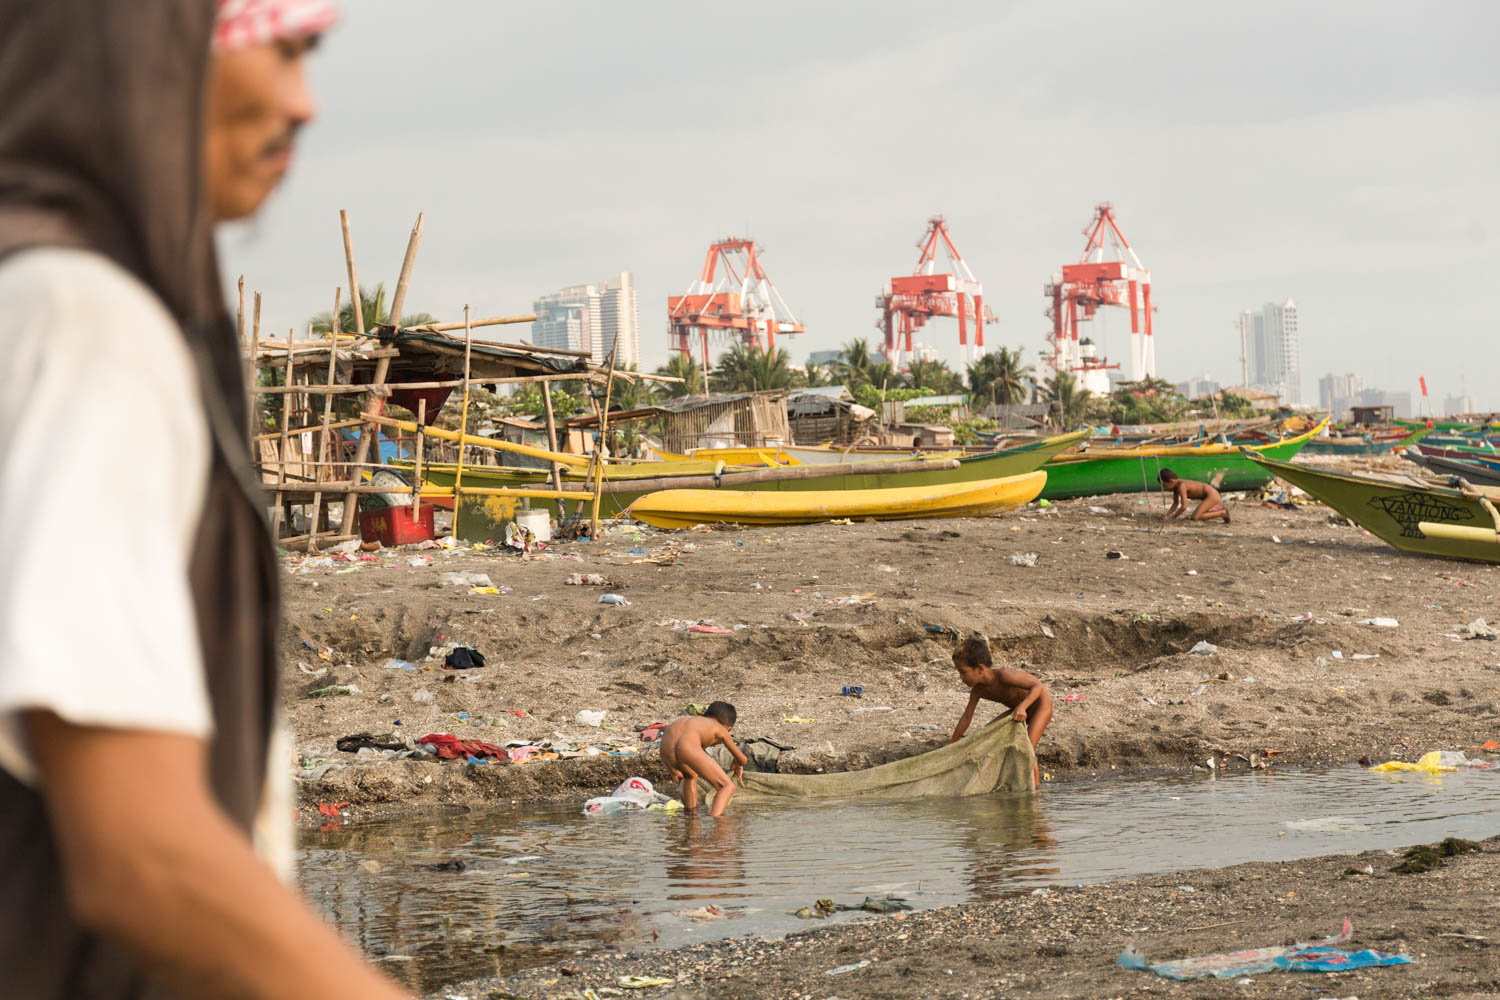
xmin=1245 ymin=451 xmax=1500 ymax=565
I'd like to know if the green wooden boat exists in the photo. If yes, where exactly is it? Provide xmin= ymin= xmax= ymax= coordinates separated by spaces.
xmin=1245 ymin=451 xmax=1500 ymax=564
xmin=1396 ymin=418 xmax=1499 ymax=433
xmin=406 ymin=429 xmax=1088 ymax=519
xmin=1037 ymin=421 xmax=1325 ymax=500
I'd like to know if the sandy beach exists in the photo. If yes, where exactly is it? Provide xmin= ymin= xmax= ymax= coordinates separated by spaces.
xmin=285 ymin=484 xmax=1500 ymax=819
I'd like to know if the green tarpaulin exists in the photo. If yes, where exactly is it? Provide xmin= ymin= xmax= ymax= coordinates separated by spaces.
xmin=709 ymin=718 xmax=1036 ymax=801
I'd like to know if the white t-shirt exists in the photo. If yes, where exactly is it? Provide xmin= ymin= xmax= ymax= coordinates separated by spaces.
xmin=0 ymin=247 xmax=213 ymax=779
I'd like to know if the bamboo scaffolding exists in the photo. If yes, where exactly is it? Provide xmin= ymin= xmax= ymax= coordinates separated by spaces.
xmin=246 ymin=208 xmax=666 ymax=546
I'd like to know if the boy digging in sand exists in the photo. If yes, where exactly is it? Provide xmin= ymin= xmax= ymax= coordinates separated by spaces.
xmin=1158 ymin=467 xmax=1231 ymax=524
xmin=950 ymin=637 xmax=1051 ymax=788
xmin=660 ymin=702 xmax=747 ymax=816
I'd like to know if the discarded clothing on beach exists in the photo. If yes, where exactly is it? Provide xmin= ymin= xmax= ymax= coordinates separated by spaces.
xmin=336 ymin=732 xmax=406 ymax=754
xmin=443 ymin=646 xmax=486 ymax=670
xmin=1119 ymin=919 xmax=1411 ymax=980
xmin=418 ymin=733 xmax=508 ymax=761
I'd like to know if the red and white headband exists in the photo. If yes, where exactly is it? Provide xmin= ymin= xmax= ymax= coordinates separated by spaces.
xmin=214 ymin=0 xmax=339 ymax=52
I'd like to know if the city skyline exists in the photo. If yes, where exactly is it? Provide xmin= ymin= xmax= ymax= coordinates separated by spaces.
xmin=219 ymin=2 xmax=1499 ymax=410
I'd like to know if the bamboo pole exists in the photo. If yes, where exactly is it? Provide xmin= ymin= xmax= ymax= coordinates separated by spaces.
xmin=451 ymin=305 xmax=473 ymax=539
xmin=267 ymin=483 xmax=584 ymax=500
xmin=590 ymin=344 xmax=618 ymax=538
xmin=588 ymin=456 xmax=958 ymax=494
xmin=361 ymin=412 xmax=591 ymax=467
xmin=341 ymin=209 xmax=364 ymax=336
xmin=412 ymin=398 xmax=425 ymax=522
xmin=305 ymin=288 xmax=342 ymax=549
xmin=541 ymin=381 xmax=563 ymax=493
xmin=385 ymin=212 xmax=423 ymax=327
xmin=251 ymin=370 xmax=605 ymax=395
xmin=340 ymin=211 xmax=422 ymax=533
xmin=248 ymin=291 xmax=261 ymax=440
xmin=273 ymin=326 xmax=294 ymax=539
xmin=403 ymin=316 xmax=537 ymax=335
xmin=252 ymin=417 xmax=365 ymax=442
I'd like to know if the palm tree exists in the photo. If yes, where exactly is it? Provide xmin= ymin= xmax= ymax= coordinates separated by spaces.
xmin=907 ymin=358 xmax=963 ymax=395
xmin=747 ymin=345 xmax=793 ymax=391
xmin=310 ymin=283 xmax=435 ymax=334
xmin=654 ymin=353 xmax=704 ymax=398
xmin=837 ymin=337 xmax=877 ymax=387
xmin=1043 ymin=371 xmax=1092 ymax=430
xmin=801 ymin=360 xmax=834 ymax=388
xmin=711 ymin=342 xmax=792 ymax=392
xmin=967 ymin=347 xmax=1031 ymax=407
xmin=865 ymin=360 xmax=902 ymax=394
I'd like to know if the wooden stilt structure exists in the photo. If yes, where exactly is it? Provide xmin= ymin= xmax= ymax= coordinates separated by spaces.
xmin=241 ymin=210 xmax=673 ymax=550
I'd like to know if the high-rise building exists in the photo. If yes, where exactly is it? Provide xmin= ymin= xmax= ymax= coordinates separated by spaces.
xmin=1445 ymin=393 xmax=1476 ymax=417
xmin=1241 ymin=299 xmax=1300 ymax=404
xmin=531 ymin=271 xmax=640 ymax=368
xmin=1175 ymin=375 xmax=1220 ymax=399
xmin=1354 ymin=388 xmax=1412 ymax=418
xmin=596 ymin=272 xmax=640 ymax=369
xmin=1318 ymin=372 xmax=1363 ymax=419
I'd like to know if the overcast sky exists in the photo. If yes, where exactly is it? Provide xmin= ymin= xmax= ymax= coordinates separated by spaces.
xmin=220 ymin=1 xmax=1499 ymax=411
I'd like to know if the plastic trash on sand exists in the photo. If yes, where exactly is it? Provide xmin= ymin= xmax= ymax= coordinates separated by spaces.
xmin=576 ymin=709 xmax=606 ymax=727
xmin=583 ymin=777 xmax=681 ymax=815
xmin=1119 ymin=918 xmax=1410 ymax=980
xmin=598 ymin=593 xmax=629 ymax=605
xmin=825 ymin=960 xmax=871 ymax=976
xmin=619 ymin=976 xmax=675 ymax=989
xmin=1359 ymin=617 xmax=1400 ymax=627
xmin=1370 ymin=750 xmax=1495 ymax=773
xmin=1009 ymin=552 xmax=1040 ymax=567
xmin=566 ymin=573 xmax=608 ymax=586
xmin=438 ymin=571 xmax=492 ymax=588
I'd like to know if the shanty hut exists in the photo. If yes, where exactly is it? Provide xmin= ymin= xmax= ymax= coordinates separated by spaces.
xmin=568 ymin=390 xmax=791 ymax=454
xmin=786 ymin=386 xmax=877 ymax=445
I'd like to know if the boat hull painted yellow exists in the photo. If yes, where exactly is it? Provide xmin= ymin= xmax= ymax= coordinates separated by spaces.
xmin=626 ymin=471 xmax=1046 ymax=528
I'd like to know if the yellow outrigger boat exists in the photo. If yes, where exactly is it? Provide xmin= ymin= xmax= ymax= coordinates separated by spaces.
xmin=626 ymin=471 xmax=1046 ymax=529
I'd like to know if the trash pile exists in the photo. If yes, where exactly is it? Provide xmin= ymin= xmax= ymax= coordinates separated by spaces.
xmin=791 ymin=896 xmax=912 ymax=919
xmin=583 ymin=777 xmax=682 ymax=816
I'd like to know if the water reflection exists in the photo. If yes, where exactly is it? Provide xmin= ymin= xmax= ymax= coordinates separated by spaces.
xmin=667 ymin=813 xmax=749 ymax=901
xmin=298 ymin=768 xmax=1500 ymax=994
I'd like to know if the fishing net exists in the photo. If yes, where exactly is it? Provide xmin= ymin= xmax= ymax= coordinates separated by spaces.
xmin=710 ymin=718 xmax=1035 ymax=800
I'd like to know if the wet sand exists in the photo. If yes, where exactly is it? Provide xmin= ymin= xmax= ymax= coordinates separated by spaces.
xmin=482 ymin=835 xmax=1500 ymax=999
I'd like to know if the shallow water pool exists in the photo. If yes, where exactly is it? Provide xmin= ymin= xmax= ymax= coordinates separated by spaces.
xmin=298 ymin=767 xmax=1500 ymax=992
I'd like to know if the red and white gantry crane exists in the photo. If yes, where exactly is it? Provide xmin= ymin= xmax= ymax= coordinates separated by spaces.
xmin=1044 ymin=203 xmax=1154 ymax=387
xmin=667 ymin=237 xmax=804 ymax=370
xmin=876 ymin=216 xmax=996 ymax=369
